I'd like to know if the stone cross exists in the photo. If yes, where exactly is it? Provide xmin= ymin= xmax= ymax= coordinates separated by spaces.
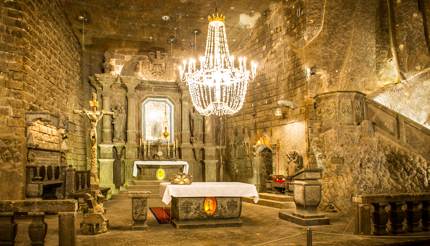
xmin=74 ymin=92 xmax=114 ymax=190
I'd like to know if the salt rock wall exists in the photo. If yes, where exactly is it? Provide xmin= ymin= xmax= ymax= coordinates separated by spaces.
xmin=316 ymin=124 xmax=429 ymax=212
xmin=311 ymin=91 xmax=430 ymax=212
xmin=0 ymin=0 xmax=85 ymax=199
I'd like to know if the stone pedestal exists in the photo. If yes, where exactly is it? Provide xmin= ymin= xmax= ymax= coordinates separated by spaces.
xmin=279 ymin=168 xmax=329 ymax=226
xmin=129 ymin=191 xmax=151 ymax=230
xmin=98 ymin=159 xmax=116 ymax=198
xmin=58 ymin=212 xmax=75 ymax=246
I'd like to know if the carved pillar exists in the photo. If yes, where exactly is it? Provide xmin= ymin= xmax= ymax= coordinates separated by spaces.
xmin=58 ymin=212 xmax=76 ymax=246
xmin=127 ymin=92 xmax=137 ymax=145
xmin=204 ymin=116 xmax=218 ymax=181
xmin=406 ymin=201 xmax=421 ymax=233
xmin=28 ymin=213 xmax=47 ymax=246
xmin=388 ymin=202 xmax=405 ymax=234
xmin=64 ymin=166 xmax=75 ymax=198
xmin=129 ymin=191 xmax=151 ymax=230
xmin=422 ymin=200 xmax=430 ymax=231
xmin=0 ymin=212 xmax=17 ymax=245
xmin=371 ymin=203 xmax=388 ymax=235
xmin=102 ymin=92 xmax=113 ymax=144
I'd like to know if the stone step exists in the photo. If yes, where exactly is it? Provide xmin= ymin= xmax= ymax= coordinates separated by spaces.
xmin=127 ymin=184 xmax=160 ymax=191
xmin=243 ymin=197 xmax=295 ymax=209
xmin=131 ymin=180 xmax=163 ymax=186
xmin=111 ymin=192 xmax=129 ymax=199
xmin=110 ymin=191 xmax=161 ymax=200
xmin=259 ymin=193 xmax=294 ymax=202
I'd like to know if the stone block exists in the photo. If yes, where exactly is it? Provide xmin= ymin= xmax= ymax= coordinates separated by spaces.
xmin=129 ymin=191 xmax=151 ymax=230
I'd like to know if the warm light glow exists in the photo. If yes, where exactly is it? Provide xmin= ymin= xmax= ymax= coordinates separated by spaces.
xmin=203 ymin=197 xmax=217 ymax=215
xmin=156 ymin=168 xmax=166 ymax=180
xmin=179 ymin=14 xmax=257 ymax=116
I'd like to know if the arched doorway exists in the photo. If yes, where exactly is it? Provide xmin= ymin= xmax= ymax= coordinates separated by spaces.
xmin=254 ymin=145 xmax=273 ymax=192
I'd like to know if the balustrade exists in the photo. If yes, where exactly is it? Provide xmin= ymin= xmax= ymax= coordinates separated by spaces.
xmin=354 ymin=193 xmax=430 ymax=235
xmin=0 ymin=200 xmax=77 ymax=246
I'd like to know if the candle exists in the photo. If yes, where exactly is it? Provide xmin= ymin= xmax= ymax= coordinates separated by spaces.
xmin=148 ymin=140 xmax=151 ymax=158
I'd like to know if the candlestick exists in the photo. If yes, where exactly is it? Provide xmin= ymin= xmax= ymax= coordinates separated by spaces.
xmin=143 ymin=140 xmax=146 ymax=160
xmin=167 ymin=139 xmax=170 ymax=159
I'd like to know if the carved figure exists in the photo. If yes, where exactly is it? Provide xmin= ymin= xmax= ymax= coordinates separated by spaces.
xmin=112 ymin=105 xmax=126 ymax=142
xmin=286 ymin=151 xmax=304 ymax=174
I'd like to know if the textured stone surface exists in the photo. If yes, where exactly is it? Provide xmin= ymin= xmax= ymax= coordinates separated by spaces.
xmin=0 ymin=0 xmax=87 ymax=199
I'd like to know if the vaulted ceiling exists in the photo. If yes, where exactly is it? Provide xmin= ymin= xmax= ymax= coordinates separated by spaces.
xmin=64 ymin=0 xmax=274 ymax=54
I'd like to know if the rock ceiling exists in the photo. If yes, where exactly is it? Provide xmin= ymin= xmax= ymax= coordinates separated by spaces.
xmin=64 ymin=0 xmax=275 ymax=54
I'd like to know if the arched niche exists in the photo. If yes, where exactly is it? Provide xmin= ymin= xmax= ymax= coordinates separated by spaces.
xmin=141 ymin=97 xmax=174 ymax=143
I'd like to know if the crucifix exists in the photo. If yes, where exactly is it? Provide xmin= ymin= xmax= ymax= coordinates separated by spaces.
xmin=74 ymin=92 xmax=114 ymax=190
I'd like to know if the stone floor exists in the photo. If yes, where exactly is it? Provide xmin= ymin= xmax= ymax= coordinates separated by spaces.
xmin=12 ymin=195 xmax=430 ymax=245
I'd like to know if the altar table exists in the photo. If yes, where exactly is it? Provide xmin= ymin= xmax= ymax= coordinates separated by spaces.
xmin=132 ymin=160 xmax=189 ymax=177
xmin=160 ymin=182 xmax=259 ymax=228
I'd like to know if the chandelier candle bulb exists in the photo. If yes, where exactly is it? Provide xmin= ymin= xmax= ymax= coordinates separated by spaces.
xmin=179 ymin=12 xmax=257 ymax=116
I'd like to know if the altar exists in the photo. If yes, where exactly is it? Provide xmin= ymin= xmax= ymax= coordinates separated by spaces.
xmin=133 ymin=160 xmax=189 ymax=177
xmin=160 ymin=182 xmax=259 ymax=228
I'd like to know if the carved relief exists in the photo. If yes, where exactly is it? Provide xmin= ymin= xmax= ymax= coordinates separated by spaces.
xmin=339 ymin=99 xmax=353 ymax=124
xmin=132 ymin=198 xmax=148 ymax=221
xmin=112 ymin=105 xmax=126 ymax=142
xmin=103 ymin=48 xmax=175 ymax=81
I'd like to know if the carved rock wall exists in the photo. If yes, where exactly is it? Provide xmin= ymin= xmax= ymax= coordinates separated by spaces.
xmin=311 ymin=92 xmax=430 ymax=212
xmin=0 ymin=0 xmax=85 ymax=199
xmin=316 ymin=125 xmax=429 ymax=212
xmin=225 ymin=1 xmax=308 ymax=180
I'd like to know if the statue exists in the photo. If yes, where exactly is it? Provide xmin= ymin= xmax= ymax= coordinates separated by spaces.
xmin=74 ymin=92 xmax=114 ymax=190
xmin=74 ymin=92 xmax=113 ymax=235
xmin=112 ymin=105 xmax=126 ymax=142
xmin=286 ymin=151 xmax=304 ymax=175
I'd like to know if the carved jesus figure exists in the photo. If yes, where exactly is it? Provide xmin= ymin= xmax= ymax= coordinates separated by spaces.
xmin=74 ymin=92 xmax=113 ymax=190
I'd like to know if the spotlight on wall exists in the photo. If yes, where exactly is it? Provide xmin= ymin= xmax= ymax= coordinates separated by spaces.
xmin=274 ymin=100 xmax=296 ymax=119
xmin=305 ymin=66 xmax=316 ymax=79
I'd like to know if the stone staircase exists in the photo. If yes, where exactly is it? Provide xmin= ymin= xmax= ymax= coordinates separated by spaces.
xmin=243 ymin=192 xmax=295 ymax=209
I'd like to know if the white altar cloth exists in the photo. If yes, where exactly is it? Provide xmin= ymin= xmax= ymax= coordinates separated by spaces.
xmin=160 ymin=182 xmax=259 ymax=205
xmin=132 ymin=160 xmax=189 ymax=177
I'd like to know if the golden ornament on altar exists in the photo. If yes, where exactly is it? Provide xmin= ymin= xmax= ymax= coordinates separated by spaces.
xmin=170 ymin=172 xmax=192 ymax=185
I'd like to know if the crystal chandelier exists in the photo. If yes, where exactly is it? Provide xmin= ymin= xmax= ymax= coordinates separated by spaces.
xmin=179 ymin=13 xmax=257 ymax=116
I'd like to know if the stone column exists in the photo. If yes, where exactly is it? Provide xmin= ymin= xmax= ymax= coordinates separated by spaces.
xmin=122 ymin=76 xmax=140 ymax=184
xmin=129 ymin=191 xmax=151 ymax=230
xmin=180 ymin=95 xmax=196 ymax=175
xmin=102 ymin=92 xmax=113 ymax=144
xmin=204 ymin=116 xmax=218 ymax=181
xmin=0 ymin=212 xmax=17 ymax=245
xmin=58 ymin=212 xmax=75 ymax=246
xmin=64 ymin=166 xmax=75 ymax=198
xmin=127 ymin=92 xmax=137 ymax=145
